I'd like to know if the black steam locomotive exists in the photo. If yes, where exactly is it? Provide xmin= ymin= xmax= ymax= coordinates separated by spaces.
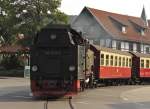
xmin=30 ymin=25 xmax=90 ymax=97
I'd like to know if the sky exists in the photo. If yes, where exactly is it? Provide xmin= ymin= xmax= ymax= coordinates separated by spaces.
xmin=60 ymin=0 xmax=150 ymax=19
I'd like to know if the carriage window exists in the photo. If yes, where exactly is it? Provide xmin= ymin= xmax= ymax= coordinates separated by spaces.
xmin=146 ymin=60 xmax=149 ymax=68
xmin=101 ymin=54 xmax=104 ymax=66
xmin=115 ymin=56 xmax=118 ymax=66
xmin=141 ymin=60 xmax=144 ymax=68
xmin=122 ymin=57 xmax=125 ymax=67
xmin=106 ymin=55 xmax=109 ymax=66
xmin=110 ymin=55 xmax=113 ymax=66
xmin=126 ymin=58 xmax=129 ymax=67
xmin=129 ymin=59 xmax=132 ymax=67
xmin=119 ymin=57 xmax=121 ymax=66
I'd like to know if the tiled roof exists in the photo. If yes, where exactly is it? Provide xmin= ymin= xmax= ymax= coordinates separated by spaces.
xmin=87 ymin=7 xmax=150 ymax=44
xmin=0 ymin=45 xmax=29 ymax=53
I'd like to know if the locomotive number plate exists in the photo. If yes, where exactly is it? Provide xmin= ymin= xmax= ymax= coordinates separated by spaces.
xmin=47 ymin=80 xmax=57 ymax=88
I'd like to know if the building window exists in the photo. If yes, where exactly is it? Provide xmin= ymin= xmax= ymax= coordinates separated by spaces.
xmin=112 ymin=40 xmax=117 ymax=49
xmin=117 ymin=41 xmax=121 ymax=50
xmin=100 ymin=39 xmax=105 ymax=47
xmin=89 ymin=40 xmax=93 ymax=44
xmin=133 ymin=43 xmax=137 ymax=52
xmin=141 ymin=29 xmax=145 ymax=36
xmin=121 ymin=42 xmax=129 ymax=51
xmin=146 ymin=47 xmax=150 ymax=54
xmin=122 ymin=26 xmax=126 ymax=34
xmin=106 ymin=39 xmax=111 ymax=47
xmin=141 ymin=44 xmax=144 ymax=53
xmin=124 ymin=42 xmax=129 ymax=51
xmin=121 ymin=42 xmax=125 ymax=51
xmin=144 ymin=45 xmax=150 ymax=54
xmin=94 ymin=39 xmax=100 ymax=45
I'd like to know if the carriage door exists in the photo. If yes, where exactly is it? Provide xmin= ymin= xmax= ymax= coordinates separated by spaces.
xmin=132 ymin=56 xmax=140 ymax=79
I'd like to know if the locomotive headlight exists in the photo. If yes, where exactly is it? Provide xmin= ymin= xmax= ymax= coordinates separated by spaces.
xmin=69 ymin=66 xmax=75 ymax=71
xmin=32 ymin=65 xmax=38 ymax=72
xmin=50 ymin=34 xmax=56 ymax=40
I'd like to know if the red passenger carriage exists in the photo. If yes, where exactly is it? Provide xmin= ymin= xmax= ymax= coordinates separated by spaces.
xmin=89 ymin=45 xmax=133 ymax=85
xmin=131 ymin=52 xmax=150 ymax=83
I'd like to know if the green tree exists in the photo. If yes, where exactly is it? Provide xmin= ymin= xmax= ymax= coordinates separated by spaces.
xmin=0 ymin=0 xmax=68 ymax=45
xmin=0 ymin=0 xmax=19 ymax=44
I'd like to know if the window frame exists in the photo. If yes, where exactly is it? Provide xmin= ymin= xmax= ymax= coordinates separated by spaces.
xmin=146 ymin=60 xmax=149 ymax=68
xmin=106 ymin=55 xmax=109 ymax=66
xmin=141 ymin=59 xmax=144 ymax=68
xmin=119 ymin=57 xmax=122 ymax=67
xmin=122 ymin=57 xmax=125 ymax=67
xmin=126 ymin=58 xmax=129 ymax=67
xmin=129 ymin=58 xmax=132 ymax=67
xmin=115 ymin=56 xmax=118 ymax=66
xmin=110 ymin=55 xmax=114 ymax=66
xmin=100 ymin=54 xmax=105 ymax=66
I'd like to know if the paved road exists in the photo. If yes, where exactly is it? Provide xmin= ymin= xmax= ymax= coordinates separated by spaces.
xmin=0 ymin=77 xmax=150 ymax=109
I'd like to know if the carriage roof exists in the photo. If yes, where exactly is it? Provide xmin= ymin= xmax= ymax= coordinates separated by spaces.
xmin=92 ymin=45 xmax=132 ymax=56
xmin=130 ymin=52 xmax=150 ymax=58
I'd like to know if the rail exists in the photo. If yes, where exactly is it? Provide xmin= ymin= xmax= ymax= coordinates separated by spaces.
xmin=43 ymin=97 xmax=75 ymax=109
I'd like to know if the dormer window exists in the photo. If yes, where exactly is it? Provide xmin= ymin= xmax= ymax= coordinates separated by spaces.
xmin=129 ymin=20 xmax=146 ymax=36
xmin=109 ymin=16 xmax=128 ymax=34
xmin=140 ymin=29 xmax=145 ymax=36
xmin=122 ymin=26 xmax=126 ymax=34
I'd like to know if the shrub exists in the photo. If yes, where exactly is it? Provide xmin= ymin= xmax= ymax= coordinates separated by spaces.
xmin=1 ymin=55 xmax=22 ymax=70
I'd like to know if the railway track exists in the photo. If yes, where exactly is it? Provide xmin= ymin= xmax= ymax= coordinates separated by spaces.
xmin=69 ymin=97 xmax=75 ymax=109
xmin=43 ymin=97 xmax=75 ymax=109
xmin=44 ymin=98 xmax=48 ymax=109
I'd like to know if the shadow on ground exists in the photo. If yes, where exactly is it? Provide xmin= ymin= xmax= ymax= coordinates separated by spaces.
xmin=108 ymin=102 xmax=150 ymax=109
xmin=0 ymin=86 xmax=35 ymax=102
xmin=0 ymin=86 xmax=70 ymax=102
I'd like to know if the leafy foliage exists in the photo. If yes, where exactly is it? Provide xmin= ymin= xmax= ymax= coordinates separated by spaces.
xmin=1 ymin=55 xmax=22 ymax=69
xmin=0 ymin=0 xmax=68 ymax=45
